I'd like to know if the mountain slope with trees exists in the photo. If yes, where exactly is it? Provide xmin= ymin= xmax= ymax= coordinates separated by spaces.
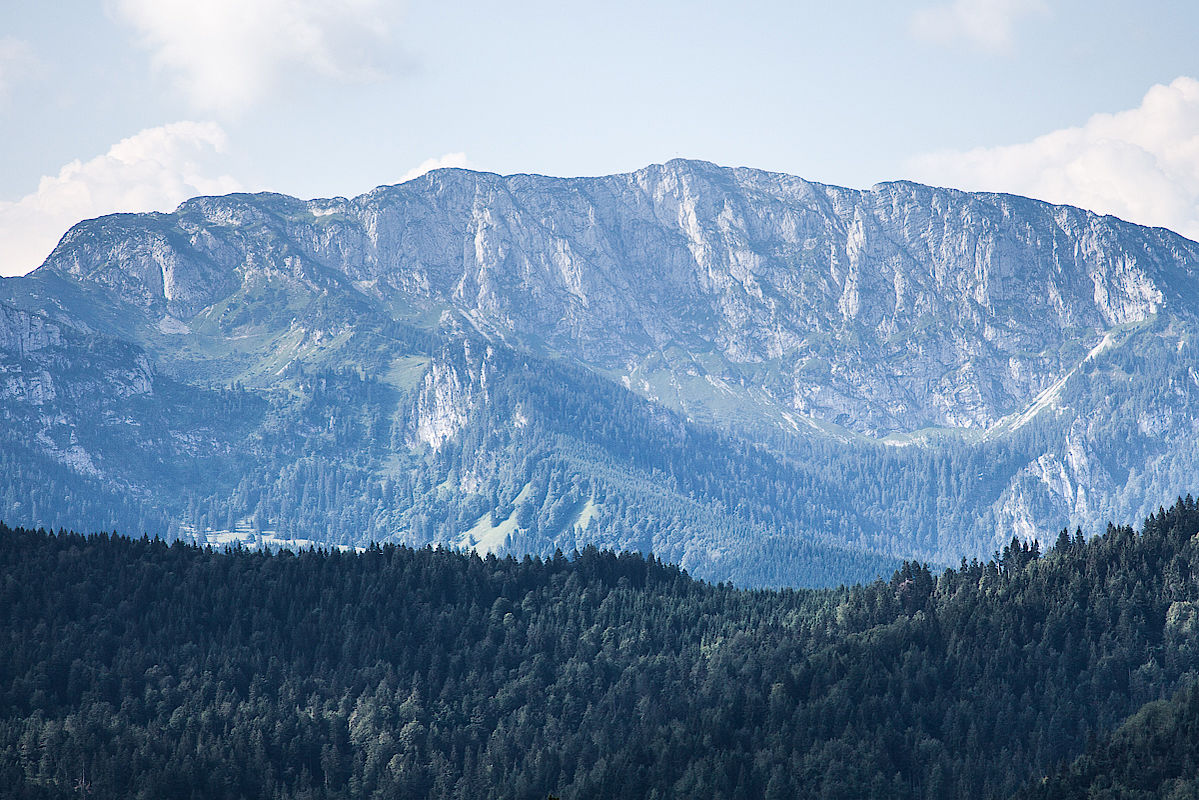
xmin=5 ymin=162 xmax=1199 ymax=584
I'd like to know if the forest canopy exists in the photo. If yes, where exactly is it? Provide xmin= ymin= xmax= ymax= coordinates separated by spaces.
xmin=3 ymin=498 xmax=1199 ymax=799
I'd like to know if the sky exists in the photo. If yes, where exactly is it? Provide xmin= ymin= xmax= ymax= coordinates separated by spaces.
xmin=1 ymin=0 xmax=1198 ymax=276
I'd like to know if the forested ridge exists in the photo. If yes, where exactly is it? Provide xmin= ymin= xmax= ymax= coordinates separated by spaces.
xmin=4 ymin=498 xmax=1199 ymax=799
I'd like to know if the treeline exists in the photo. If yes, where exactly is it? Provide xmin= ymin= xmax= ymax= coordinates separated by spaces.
xmin=4 ymin=498 xmax=1199 ymax=798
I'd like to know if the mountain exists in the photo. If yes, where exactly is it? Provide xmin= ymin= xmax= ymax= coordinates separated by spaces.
xmin=3 ymin=159 xmax=1199 ymax=585
xmin=5 ymin=500 xmax=1199 ymax=798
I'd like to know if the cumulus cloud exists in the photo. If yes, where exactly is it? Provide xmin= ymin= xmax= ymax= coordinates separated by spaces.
xmin=111 ymin=0 xmax=393 ymax=114
xmin=906 ymin=77 xmax=1199 ymax=240
xmin=910 ymin=0 xmax=1047 ymax=52
xmin=399 ymin=152 xmax=472 ymax=183
xmin=0 ymin=121 xmax=242 ymax=277
xmin=0 ymin=37 xmax=35 ymax=99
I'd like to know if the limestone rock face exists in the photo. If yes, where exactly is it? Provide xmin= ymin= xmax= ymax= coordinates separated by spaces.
xmin=411 ymin=344 xmax=492 ymax=451
xmin=0 ymin=300 xmax=158 ymax=487
xmin=35 ymin=160 xmax=1196 ymax=437
xmin=0 ymin=303 xmax=63 ymax=354
xmin=5 ymin=160 xmax=1199 ymax=583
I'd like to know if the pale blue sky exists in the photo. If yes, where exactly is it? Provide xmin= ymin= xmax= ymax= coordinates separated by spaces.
xmin=1 ymin=1 xmax=1198 ymax=275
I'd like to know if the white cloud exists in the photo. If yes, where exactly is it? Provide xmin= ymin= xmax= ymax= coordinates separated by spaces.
xmin=910 ymin=0 xmax=1047 ymax=52
xmin=0 ymin=37 xmax=35 ymax=99
xmin=111 ymin=0 xmax=393 ymax=114
xmin=0 ymin=121 xmax=242 ymax=277
xmin=399 ymin=152 xmax=472 ymax=183
xmin=906 ymin=77 xmax=1199 ymax=240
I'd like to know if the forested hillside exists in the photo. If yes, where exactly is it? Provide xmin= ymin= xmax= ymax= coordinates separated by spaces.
xmin=4 ymin=497 xmax=1199 ymax=799
xmin=1013 ymin=683 xmax=1199 ymax=799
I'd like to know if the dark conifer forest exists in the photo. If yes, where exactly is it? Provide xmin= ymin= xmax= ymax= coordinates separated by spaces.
xmin=4 ymin=499 xmax=1199 ymax=799
xmin=1013 ymin=681 xmax=1199 ymax=799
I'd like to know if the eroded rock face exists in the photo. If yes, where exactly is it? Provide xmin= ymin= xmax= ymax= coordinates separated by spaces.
xmin=411 ymin=343 xmax=492 ymax=451
xmin=0 ymin=301 xmax=157 ymax=485
xmin=34 ymin=160 xmax=1196 ymax=438
xmin=0 ymin=303 xmax=63 ymax=354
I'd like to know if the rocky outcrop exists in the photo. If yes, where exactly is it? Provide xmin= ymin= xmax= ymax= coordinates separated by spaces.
xmin=411 ymin=343 xmax=492 ymax=451
xmin=0 ymin=303 xmax=64 ymax=354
